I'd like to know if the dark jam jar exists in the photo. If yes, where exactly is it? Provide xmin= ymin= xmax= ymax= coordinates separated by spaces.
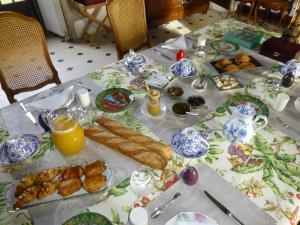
xmin=187 ymin=95 xmax=205 ymax=109
xmin=172 ymin=102 xmax=191 ymax=117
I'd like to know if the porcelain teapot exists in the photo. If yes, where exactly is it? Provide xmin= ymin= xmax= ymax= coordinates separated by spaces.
xmin=280 ymin=59 xmax=300 ymax=78
xmin=224 ymin=104 xmax=268 ymax=144
xmin=124 ymin=49 xmax=147 ymax=75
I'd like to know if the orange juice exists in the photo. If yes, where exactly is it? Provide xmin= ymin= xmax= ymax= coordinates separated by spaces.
xmin=51 ymin=116 xmax=84 ymax=156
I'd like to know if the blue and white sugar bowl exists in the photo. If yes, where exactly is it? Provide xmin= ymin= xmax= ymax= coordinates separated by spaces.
xmin=124 ymin=49 xmax=147 ymax=75
xmin=280 ymin=59 xmax=300 ymax=78
xmin=0 ymin=134 xmax=40 ymax=164
xmin=224 ymin=104 xmax=268 ymax=144
xmin=171 ymin=127 xmax=209 ymax=158
xmin=170 ymin=59 xmax=197 ymax=78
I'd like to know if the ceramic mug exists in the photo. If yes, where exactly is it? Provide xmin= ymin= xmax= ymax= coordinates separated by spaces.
xmin=171 ymin=127 xmax=209 ymax=158
xmin=170 ymin=59 xmax=197 ymax=78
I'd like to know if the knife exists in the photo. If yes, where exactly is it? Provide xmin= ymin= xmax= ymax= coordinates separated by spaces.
xmin=204 ymin=190 xmax=244 ymax=225
xmin=152 ymin=48 xmax=173 ymax=61
xmin=20 ymin=103 xmax=37 ymax=125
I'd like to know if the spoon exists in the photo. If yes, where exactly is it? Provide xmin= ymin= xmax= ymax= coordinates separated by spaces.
xmin=151 ymin=192 xmax=181 ymax=219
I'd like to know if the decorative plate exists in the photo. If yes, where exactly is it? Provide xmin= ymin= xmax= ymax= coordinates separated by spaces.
xmin=225 ymin=94 xmax=269 ymax=117
xmin=62 ymin=212 xmax=112 ymax=225
xmin=210 ymin=39 xmax=239 ymax=54
xmin=166 ymin=211 xmax=219 ymax=225
xmin=0 ymin=134 xmax=40 ymax=165
xmin=95 ymin=88 xmax=134 ymax=113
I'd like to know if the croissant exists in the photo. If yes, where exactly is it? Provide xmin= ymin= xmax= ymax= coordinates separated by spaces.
xmin=37 ymin=179 xmax=62 ymax=200
xmin=15 ymin=174 xmax=38 ymax=197
xmin=35 ymin=168 xmax=61 ymax=185
xmin=14 ymin=186 xmax=40 ymax=209
xmin=96 ymin=117 xmax=172 ymax=160
xmin=85 ymin=160 xmax=106 ymax=178
xmin=62 ymin=166 xmax=84 ymax=180
xmin=58 ymin=178 xmax=82 ymax=197
xmin=83 ymin=174 xmax=106 ymax=193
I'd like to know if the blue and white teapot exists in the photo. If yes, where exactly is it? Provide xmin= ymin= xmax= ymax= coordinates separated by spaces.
xmin=224 ymin=104 xmax=268 ymax=144
xmin=124 ymin=49 xmax=147 ymax=75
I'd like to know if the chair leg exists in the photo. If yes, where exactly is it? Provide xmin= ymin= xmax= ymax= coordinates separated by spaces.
xmin=248 ymin=2 xmax=256 ymax=22
xmin=253 ymin=3 xmax=260 ymax=25
xmin=277 ymin=10 xmax=287 ymax=31
xmin=7 ymin=93 xmax=16 ymax=104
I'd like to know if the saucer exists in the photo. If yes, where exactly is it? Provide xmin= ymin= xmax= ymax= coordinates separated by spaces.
xmin=141 ymin=102 xmax=167 ymax=118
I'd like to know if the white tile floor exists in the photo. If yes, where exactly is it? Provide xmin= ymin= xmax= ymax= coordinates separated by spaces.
xmin=0 ymin=9 xmax=226 ymax=108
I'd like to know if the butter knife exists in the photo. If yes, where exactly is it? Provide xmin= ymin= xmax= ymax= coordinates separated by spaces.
xmin=204 ymin=190 xmax=244 ymax=225
xmin=152 ymin=48 xmax=173 ymax=61
xmin=20 ymin=103 xmax=37 ymax=125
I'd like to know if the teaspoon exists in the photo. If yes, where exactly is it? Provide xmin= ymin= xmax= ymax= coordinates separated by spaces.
xmin=151 ymin=192 xmax=181 ymax=219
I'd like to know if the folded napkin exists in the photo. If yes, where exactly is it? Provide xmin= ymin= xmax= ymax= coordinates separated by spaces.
xmin=161 ymin=36 xmax=192 ymax=50
xmin=27 ymin=86 xmax=74 ymax=111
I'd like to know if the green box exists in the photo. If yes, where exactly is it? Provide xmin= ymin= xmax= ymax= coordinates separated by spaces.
xmin=223 ymin=29 xmax=265 ymax=49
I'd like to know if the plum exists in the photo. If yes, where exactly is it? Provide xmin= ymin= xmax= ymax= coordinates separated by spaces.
xmin=180 ymin=166 xmax=199 ymax=185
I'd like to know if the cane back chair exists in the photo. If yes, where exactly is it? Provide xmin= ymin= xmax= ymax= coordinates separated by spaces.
xmin=0 ymin=12 xmax=61 ymax=104
xmin=106 ymin=0 xmax=151 ymax=60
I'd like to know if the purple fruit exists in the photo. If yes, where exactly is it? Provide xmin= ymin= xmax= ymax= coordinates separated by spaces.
xmin=180 ymin=166 xmax=199 ymax=185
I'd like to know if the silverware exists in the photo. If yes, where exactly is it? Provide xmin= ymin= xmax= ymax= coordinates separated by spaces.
xmin=20 ymin=103 xmax=37 ymax=125
xmin=78 ymin=81 xmax=92 ymax=92
xmin=276 ymin=117 xmax=300 ymax=135
xmin=152 ymin=48 xmax=173 ymax=61
xmin=151 ymin=192 xmax=181 ymax=219
xmin=204 ymin=190 xmax=244 ymax=225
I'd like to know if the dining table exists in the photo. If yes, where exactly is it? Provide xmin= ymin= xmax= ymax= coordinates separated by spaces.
xmin=0 ymin=18 xmax=299 ymax=225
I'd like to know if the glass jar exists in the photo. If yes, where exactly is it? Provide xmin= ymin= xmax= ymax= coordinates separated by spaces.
xmin=130 ymin=168 xmax=154 ymax=196
xmin=146 ymin=89 xmax=161 ymax=116
xmin=48 ymin=108 xmax=85 ymax=156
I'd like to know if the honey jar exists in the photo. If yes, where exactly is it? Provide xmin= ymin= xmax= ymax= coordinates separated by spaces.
xmin=147 ymin=89 xmax=161 ymax=116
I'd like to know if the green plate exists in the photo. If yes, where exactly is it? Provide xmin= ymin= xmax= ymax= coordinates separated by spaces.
xmin=210 ymin=39 xmax=240 ymax=54
xmin=95 ymin=88 xmax=134 ymax=113
xmin=225 ymin=94 xmax=269 ymax=117
xmin=62 ymin=212 xmax=112 ymax=225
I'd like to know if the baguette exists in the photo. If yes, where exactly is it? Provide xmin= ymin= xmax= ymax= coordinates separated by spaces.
xmin=84 ymin=125 xmax=168 ymax=170
xmin=96 ymin=117 xmax=172 ymax=160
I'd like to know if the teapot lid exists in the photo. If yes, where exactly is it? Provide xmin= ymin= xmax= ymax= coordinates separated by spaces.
xmin=125 ymin=49 xmax=145 ymax=64
xmin=233 ymin=103 xmax=256 ymax=117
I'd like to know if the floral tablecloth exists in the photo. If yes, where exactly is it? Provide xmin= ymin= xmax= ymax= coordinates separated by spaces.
xmin=0 ymin=19 xmax=299 ymax=225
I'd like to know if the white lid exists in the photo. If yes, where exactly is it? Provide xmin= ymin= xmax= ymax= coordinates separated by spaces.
xmin=129 ymin=207 xmax=148 ymax=225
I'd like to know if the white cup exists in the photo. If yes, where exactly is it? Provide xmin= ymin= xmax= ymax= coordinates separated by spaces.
xmin=273 ymin=93 xmax=290 ymax=112
xmin=77 ymin=88 xmax=90 ymax=107
xmin=129 ymin=207 xmax=148 ymax=225
xmin=294 ymin=97 xmax=300 ymax=113
xmin=197 ymin=38 xmax=206 ymax=47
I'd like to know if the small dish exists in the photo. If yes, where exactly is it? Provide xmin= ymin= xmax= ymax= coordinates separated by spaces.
xmin=0 ymin=134 xmax=40 ymax=165
xmin=172 ymin=102 xmax=191 ymax=118
xmin=63 ymin=212 xmax=113 ymax=225
xmin=166 ymin=211 xmax=219 ymax=225
xmin=187 ymin=95 xmax=205 ymax=109
xmin=141 ymin=102 xmax=167 ymax=118
xmin=166 ymin=86 xmax=184 ymax=99
xmin=294 ymin=97 xmax=300 ymax=113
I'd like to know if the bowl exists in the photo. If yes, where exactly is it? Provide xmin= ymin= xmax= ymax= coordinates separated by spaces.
xmin=166 ymin=86 xmax=184 ymax=99
xmin=187 ymin=95 xmax=205 ymax=109
xmin=170 ymin=59 xmax=197 ymax=79
xmin=172 ymin=102 xmax=191 ymax=118
xmin=0 ymin=134 xmax=40 ymax=164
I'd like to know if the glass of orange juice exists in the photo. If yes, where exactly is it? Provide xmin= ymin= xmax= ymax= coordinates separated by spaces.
xmin=48 ymin=109 xmax=84 ymax=156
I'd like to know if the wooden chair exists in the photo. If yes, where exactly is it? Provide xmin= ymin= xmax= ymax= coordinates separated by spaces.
xmin=71 ymin=0 xmax=111 ymax=46
xmin=106 ymin=0 xmax=151 ymax=60
xmin=228 ymin=0 xmax=257 ymax=22
xmin=0 ymin=12 xmax=61 ymax=104
xmin=254 ymin=0 xmax=294 ymax=31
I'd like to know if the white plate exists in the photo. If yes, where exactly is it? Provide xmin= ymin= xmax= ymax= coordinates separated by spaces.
xmin=5 ymin=162 xmax=112 ymax=212
xmin=166 ymin=211 xmax=219 ymax=225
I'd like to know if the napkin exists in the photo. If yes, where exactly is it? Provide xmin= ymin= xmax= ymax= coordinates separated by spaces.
xmin=27 ymin=86 xmax=74 ymax=111
xmin=161 ymin=36 xmax=191 ymax=50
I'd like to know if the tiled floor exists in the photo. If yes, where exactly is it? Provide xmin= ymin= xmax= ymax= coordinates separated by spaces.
xmin=0 ymin=9 xmax=226 ymax=108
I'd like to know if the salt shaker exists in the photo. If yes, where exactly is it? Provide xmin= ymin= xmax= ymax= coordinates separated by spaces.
xmin=77 ymin=88 xmax=91 ymax=107
xmin=130 ymin=168 xmax=154 ymax=196
xmin=129 ymin=207 xmax=148 ymax=225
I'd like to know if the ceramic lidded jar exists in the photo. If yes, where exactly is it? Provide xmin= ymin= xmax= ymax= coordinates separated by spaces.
xmin=224 ymin=104 xmax=268 ymax=144
xmin=170 ymin=59 xmax=196 ymax=78
xmin=171 ymin=127 xmax=209 ymax=158
xmin=280 ymin=59 xmax=300 ymax=79
xmin=124 ymin=49 xmax=147 ymax=75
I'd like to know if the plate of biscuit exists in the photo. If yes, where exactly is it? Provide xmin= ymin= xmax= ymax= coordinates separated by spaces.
xmin=5 ymin=160 xmax=112 ymax=211
xmin=211 ymin=54 xmax=262 ymax=74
